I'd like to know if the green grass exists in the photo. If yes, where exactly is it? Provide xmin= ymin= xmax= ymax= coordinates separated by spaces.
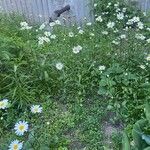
xmin=0 ymin=0 xmax=150 ymax=149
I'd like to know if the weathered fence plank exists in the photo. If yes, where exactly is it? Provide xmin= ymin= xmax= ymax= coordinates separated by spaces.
xmin=0 ymin=0 xmax=92 ymax=25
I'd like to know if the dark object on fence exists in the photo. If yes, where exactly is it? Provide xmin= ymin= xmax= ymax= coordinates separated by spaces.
xmin=49 ymin=5 xmax=70 ymax=22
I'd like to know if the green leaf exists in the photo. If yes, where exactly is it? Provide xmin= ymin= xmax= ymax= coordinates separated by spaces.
xmin=142 ymin=134 xmax=150 ymax=145
xmin=145 ymin=102 xmax=150 ymax=123
xmin=122 ymin=132 xmax=131 ymax=150
xmin=132 ymin=119 xmax=148 ymax=150
xmin=144 ymin=147 xmax=150 ymax=150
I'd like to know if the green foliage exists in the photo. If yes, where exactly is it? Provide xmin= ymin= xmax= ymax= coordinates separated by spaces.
xmin=0 ymin=0 xmax=150 ymax=149
xmin=122 ymin=102 xmax=150 ymax=150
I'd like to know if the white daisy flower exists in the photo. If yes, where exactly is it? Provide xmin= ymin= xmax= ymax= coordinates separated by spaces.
xmin=135 ymin=34 xmax=145 ymax=40
xmin=132 ymin=16 xmax=140 ymax=23
xmin=14 ymin=121 xmax=29 ymax=136
xmin=96 ymin=16 xmax=103 ymax=22
xmin=78 ymin=29 xmax=84 ymax=34
xmin=90 ymin=33 xmax=94 ymax=36
xmin=55 ymin=20 xmax=61 ymax=25
xmin=120 ymin=34 xmax=126 ymax=39
xmin=0 ymin=99 xmax=9 ymax=109
xmin=56 ymin=62 xmax=64 ymax=70
xmin=50 ymin=34 xmax=56 ymax=39
xmin=94 ymin=3 xmax=97 ymax=7
xmin=147 ymin=28 xmax=150 ymax=31
xmin=147 ymin=39 xmax=150 ymax=43
xmin=44 ymin=31 xmax=51 ymax=37
xmin=139 ymin=65 xmax=146 ymax=69
xmin=72 ymin=45 xmax=82 ymax=54
xmin=39 ymin=23 xmax=46 ymax=30
xmin=49 ymin=22 xmax=56 ymax=27
xmin=9 ymin=140 xmax=23 ymax=150
xmin=107 ymin=22 xmax=115 ymax=28
xmin=86 ymin=22 xmax=92 ymax=26
xmin=68 ymin=32 xmax=74 ymax=37
xmin=102 ymin=31 xmax=108 ymax=35
xmin=112 ymin=40 xmax=120 ymax=45
xmin=117 ymin=13 xmax=124 ymax=20
xmin=98 ymin=65 xmax=106 ymax=71
xmin=137 ymin=22 xmax=144 ymax=29
xmin=122 ymin=8 xmax=127 ymax=12
xmin=31 ymin=105 xmax=43 ymax=113
xmin=20 ymin=22 xmax=32 ymax=30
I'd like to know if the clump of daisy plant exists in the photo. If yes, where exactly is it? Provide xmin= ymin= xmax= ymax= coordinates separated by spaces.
xmin=14 ymin=121 xmax=29 ymax=136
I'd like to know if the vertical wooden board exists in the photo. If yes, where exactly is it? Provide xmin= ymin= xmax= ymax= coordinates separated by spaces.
xmin=31 ymin=0 xmax=40 ymax=23
xmin=1 ymin=0 xmax=7 ymax=13
xmin=42 ymin=0 xmax=50 ymax=21
xmin=36 ymin=0 xmax=45 ymax=23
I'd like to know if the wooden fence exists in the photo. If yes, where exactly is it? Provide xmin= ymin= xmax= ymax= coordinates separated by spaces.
xmin=0 ymin=0 xmax=150 ymax=25
xmin=0 ymin=0 xmax=93 ymax=25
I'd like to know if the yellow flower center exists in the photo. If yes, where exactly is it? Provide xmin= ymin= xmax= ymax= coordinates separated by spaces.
xmin=0 ymin=102 xmax=4 ymax=107
xmin=19 ymin=125 xmax=25 ymax=131
xmin=34 ymin=108 xmax=38 ymax=112
xmin=13 ymin=144 xmax=18 ymax=150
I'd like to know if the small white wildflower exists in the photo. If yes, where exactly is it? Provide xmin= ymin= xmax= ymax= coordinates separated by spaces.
xmin=56 ymin=62 xmax=64 ymax=70
xmin=78 ymin=29 xmax=84 ymax=34
xmin=46 ymin=122 xmax=50 ymax=125
xmin=68 ymin=32 xmax=74 ymax=37
xmin=44 ymin=37 xmax=50 ymax=43
xmin=132 ymin=16 xmax=140 ymax=23
xmin=147 ymin=28 xmax=150 ymax=31
xmin=112 ymin=40 xmax=120 ymax=45
xmin=102 ymin=31 xmax=108 ymax=35
xmin=94 ymin=3 xmax=97 ymax=7
xmin=90 ymin=33 xmax=95 ymax=36
xmin=86 ymin=22 xmax=92 ymax=26
xmin=39 ymin=23 xmax=46 ymax=30
xmin=55 ymin=20 xmax=61 ymax=25
xmin=49 ymin=22 xmax=56 ymax=27
xmin=120 ymin=34 xmax=126 ymax=39
xmin=9 ymin=140 xmax=23 ymax=150
xmin=96 ymin=16 xmax=103 ymax=22
xmin=117 ymin=13 xmax=124 ymax=20
xmin=137 ymin=22 xmax=144 ymax=29
xmin=146 ymin=39 xmax=150 ymax=43
xmin=122 ymin=8 xmax=127 ymax=12
xmin=50 ymin=34 xmax=56 ymax=39
xmin=139 ymin=65 xmax=146 ymax=69
xmin=20 ymin=22 xmax=32 ymax=30
xmin=107 ymin=22 xmax=115 ymax=28
xmin=14 ymin=121 xmax=29 ymax=136
xmin=31 ymin=105 xmax=42 ymax=113
xmin=98 ymin=65 xmax=106 ymax=71
xmin=114 ymin=2 xmax=119 ymax=7
xmin=44 ymin=31 xmax=51 ymax=37
xmin=72 ymin=45 xmax=82 ymax=54
xmin=135 ymin=34 xmax=146 ymax=40
xmin=0 ymin=99 xmax=9 ymax=109
xmin=113 ymin=29 xmax=119 ymax=33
